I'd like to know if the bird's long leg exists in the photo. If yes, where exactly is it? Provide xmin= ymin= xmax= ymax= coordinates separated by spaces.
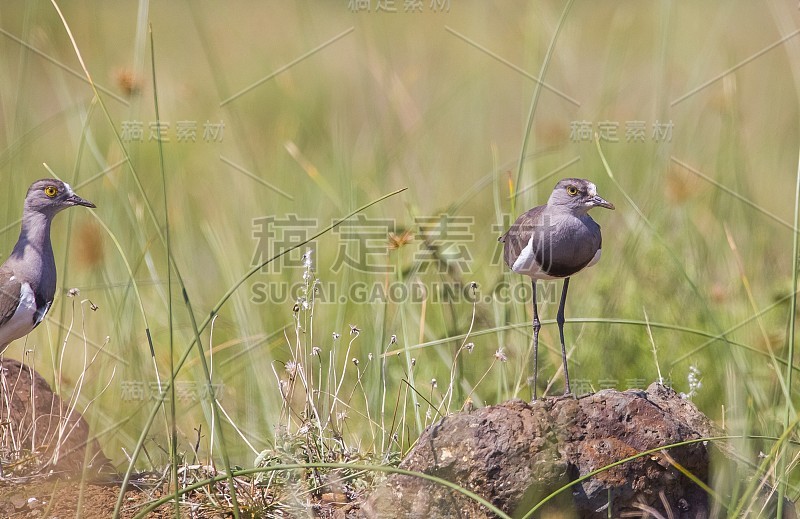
xmin=532 ymin=280 xmax=540 ymax=400
xmin=557 ymin=277 xmax=571 ymax=394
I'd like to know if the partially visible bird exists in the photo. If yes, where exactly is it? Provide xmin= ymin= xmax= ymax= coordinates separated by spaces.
xmin=499 ymin=178 xmax=614 ymax=399
xmin=0 ymin=179 xmax=95 ymax=354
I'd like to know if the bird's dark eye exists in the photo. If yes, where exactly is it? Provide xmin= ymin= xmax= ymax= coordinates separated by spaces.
xmin=44 ymin=186 xmax=58 ymax=198
xmin=566 ymin=185 xmax=578 ymax=196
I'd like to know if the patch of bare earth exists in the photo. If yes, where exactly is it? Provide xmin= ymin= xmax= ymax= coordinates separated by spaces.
xmin=0 ymin=478 xmax=366 ymax=518
xmin=0 ymin=482 xmax=181 ymax=518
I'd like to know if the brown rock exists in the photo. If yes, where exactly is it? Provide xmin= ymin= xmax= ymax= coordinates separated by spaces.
xmin=359 ymin=384 xmax=793 ymax=518
xmin=0 ymin=358 xmax=114 ymax=479
xmin=9 ymin=492 xmax=26 ymax=509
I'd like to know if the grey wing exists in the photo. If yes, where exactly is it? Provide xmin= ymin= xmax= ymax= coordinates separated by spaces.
xmin=597 ymin=222 xmax=602 ymax=250
xmin=588 ymin=218 xmax=602 ymax=251
xmin=0 ymin=263 xmax=21 ymax=328
xmin=499 ymin=206 xmax=544 ymax=269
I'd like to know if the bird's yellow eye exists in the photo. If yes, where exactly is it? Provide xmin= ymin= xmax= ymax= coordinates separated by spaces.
xmin=566 ymin=185 xmax=579 ymax=196
xmin=44 ymin=186 xmax=58 ymax=198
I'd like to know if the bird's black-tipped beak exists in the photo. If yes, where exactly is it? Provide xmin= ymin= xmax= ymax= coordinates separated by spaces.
xmin=590 ymin=195 xmax=614 ymax=210
xmin=67 ymin=193 xmax=96 ymax=208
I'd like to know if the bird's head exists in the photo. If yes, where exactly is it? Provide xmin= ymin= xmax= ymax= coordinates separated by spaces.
xmin=547 ymin=178 xmax=614 ymax=214
xmin=25 ymin=179 xmax=96 ymax=216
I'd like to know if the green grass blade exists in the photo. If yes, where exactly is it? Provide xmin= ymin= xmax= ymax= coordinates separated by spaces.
xmin=180 ymin=286 xmax=241 ymax=516
xmin=132 ymin=462 xmax=513 ymax=519
xmin=112 ymin=187 xmax=407 ymax=517
xmin=733 ymin=414 xmax=800 ymax=517
xmin=777 ymin=141 xmax=800 ymax=518
xmin=513 ymin=0 xmax=576 ymax=207
xmin=384 ymin=317 xmax=800 ymax=373
xmin=146 ymin=24 xmax=182 ymax=519
xmin=56 ymin=97 xmax=96 ymax=355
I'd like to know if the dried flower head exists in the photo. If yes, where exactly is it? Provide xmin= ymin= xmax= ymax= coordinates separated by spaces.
xmin=680 ymin=365 xmax=703 ymax=400
xmin=388 ymin=229 xmax=414 ymax=250
xmin=115 ymin=68 xmax=142 ymax=96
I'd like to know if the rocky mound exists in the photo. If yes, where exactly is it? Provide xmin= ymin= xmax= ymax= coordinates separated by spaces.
xmin=358 ymin=384 xmax=793 ymax=518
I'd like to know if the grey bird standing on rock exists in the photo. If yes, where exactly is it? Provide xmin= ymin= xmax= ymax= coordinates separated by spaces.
xmin=499 ymin=178 xmax=614 ymax=399
xmin=0 ymin=179 xmax=95 ymax=354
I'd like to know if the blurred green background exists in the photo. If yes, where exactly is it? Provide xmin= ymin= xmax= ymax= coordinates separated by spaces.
xmin=0 ymin=1 xmax=798 ymax=479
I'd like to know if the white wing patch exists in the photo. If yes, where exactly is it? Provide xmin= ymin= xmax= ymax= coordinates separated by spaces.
xmin=0 ymin=282 xmax=39 ymax=347
xmin=511 ymin=235 xmax=559 ymax=280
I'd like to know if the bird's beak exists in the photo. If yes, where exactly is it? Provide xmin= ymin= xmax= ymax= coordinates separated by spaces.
xmin=67 ymin=193 xmax=96 ymax=208
xmin=590 ymin=195 xmax=615 ymax=210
